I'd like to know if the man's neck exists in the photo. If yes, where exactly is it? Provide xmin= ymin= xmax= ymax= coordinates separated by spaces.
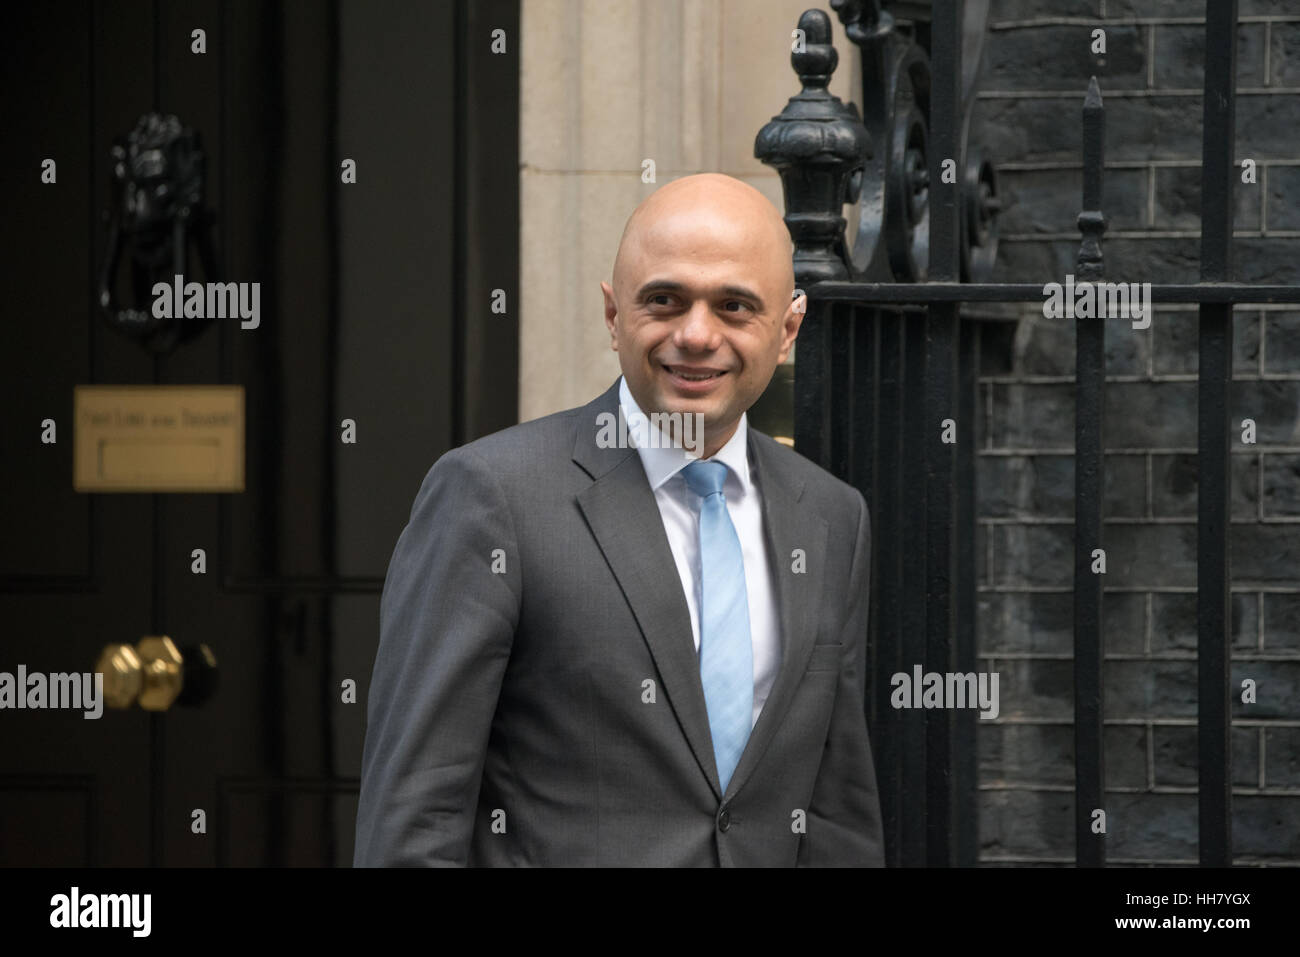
xmin=697 ymin=418 xmax=739 ymax=459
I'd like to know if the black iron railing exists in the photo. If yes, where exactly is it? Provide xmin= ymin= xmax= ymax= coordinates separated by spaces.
xmin=756 ymin=0 xmax=1300 ymax=867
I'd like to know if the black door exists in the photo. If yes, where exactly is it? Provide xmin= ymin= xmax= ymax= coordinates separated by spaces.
xmin=0 ymin=0 xmax=518 ymax=866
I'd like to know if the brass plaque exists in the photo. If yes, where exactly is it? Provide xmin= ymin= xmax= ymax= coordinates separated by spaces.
xmin=74 ymin=386 xmax=245 ymax=492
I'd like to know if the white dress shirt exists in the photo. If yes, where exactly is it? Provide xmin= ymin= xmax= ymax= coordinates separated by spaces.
xmin=618 ymin=376 xmax=781 ymax=729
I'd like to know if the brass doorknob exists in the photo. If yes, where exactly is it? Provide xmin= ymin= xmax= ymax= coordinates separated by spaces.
xmin=95 ymin=636 xmax=218 ymax=710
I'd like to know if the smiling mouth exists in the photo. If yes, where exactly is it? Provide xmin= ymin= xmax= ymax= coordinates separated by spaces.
xmin=662 ymin=364 xmax=726 ymax=381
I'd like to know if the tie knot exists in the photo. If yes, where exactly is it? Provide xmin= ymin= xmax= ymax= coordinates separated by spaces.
xmin=682 ymin=459 xmax=729 ymax=499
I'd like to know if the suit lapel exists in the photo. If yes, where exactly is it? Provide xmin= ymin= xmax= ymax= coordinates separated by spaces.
xmin=723 ymin=431 xmax=829 ymax=800
xmin=571 ymin=381 xmax=830 ymax=803
xmin=573 ymin=381 xmax=724 ymax=799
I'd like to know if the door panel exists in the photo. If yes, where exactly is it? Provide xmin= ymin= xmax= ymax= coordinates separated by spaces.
xmin=0 ymin=0 xmax=518 ymax=867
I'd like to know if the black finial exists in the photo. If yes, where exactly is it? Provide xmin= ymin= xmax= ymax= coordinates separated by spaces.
xmin=792 ymin=9 xmax=837 ymax=90
xmin=1077 ymin=77 xmax=1106 ymax=280
xmin=754 ymin=11 xmax=872 ymax=285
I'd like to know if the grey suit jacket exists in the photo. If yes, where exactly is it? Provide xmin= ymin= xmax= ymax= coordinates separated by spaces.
xmin=354 ymin=378 xmax=884 ymax=866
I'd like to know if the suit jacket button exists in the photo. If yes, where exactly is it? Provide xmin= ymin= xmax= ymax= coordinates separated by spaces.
xmin=717 ymin=808 xmax=731 ymax=832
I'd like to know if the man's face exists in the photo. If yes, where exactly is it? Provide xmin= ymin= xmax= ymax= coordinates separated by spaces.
xmin=601 ymin=190 xmax=803 ymax=456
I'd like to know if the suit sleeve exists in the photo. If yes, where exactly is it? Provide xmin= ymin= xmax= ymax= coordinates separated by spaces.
xmin=799 ymin=488 xmax=886 ymax=866
xmin=353 ymin=446 xmax=521 ymax=866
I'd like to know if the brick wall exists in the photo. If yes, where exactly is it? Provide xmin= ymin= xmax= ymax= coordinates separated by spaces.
xmin=968 ymin=0 xmax=1300 ymax=864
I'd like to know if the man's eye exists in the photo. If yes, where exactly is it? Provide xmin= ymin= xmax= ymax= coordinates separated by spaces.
xmin=648 ymin=294 xmax=673 ymax=306
xmin=723 ymin=300 xmax=751 ymax=312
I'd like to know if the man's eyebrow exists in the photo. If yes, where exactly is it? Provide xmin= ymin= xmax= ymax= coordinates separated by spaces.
xmin=634 ymin=279 xmax=766 ymax=307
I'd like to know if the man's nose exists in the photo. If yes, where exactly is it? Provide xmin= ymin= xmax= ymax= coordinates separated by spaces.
xmin=675 ymin=300 xmax=720 ymax=350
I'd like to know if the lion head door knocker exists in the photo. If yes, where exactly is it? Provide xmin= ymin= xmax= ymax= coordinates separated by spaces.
xmin=98 ymin=113 xmax=220 ymax=354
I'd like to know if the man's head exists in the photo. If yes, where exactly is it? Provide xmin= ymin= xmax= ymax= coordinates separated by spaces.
xmin=601 ymin=173 xmax=805 ymax=459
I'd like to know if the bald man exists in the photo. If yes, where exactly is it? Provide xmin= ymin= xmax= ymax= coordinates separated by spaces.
xmin=354 ymin=174 xmax=885 ymax=867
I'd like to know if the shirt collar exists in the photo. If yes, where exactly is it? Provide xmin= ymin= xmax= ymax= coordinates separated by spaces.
xmin=618 ymin=375 xmax=752 ymax=493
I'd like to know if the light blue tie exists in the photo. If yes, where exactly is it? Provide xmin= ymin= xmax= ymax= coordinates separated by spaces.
xmin=682 ymin=459 xmax=754 ymax=793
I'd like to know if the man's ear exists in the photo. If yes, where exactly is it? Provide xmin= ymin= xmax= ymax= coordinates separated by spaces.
xmin=600 ymin=281 xmax=619 ymax=349
xmin=777 ymin=294 xmax=806 ymax=363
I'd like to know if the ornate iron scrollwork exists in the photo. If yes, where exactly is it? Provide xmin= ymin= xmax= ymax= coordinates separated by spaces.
xmin=98 ymin=113 xmax=219 ymax=354
xmin=756 ymin=1 xmax=1000 ymax=284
